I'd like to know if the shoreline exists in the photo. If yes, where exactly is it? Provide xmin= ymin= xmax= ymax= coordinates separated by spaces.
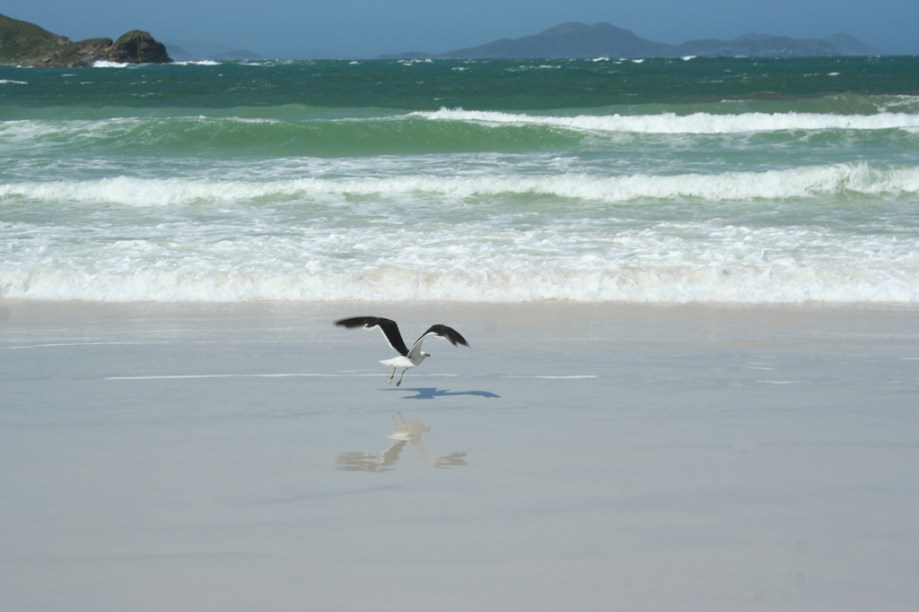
xmin=5 ymin=296 xmax=918 ymax=317
xmin=4 ymin=297 xmax=918 ymax=349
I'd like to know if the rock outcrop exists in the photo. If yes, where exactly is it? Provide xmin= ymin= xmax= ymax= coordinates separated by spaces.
xmin=100 ymin=30 xmax=171 ymax=63
xmin=1 ymin=13 xmax=172 ymax=66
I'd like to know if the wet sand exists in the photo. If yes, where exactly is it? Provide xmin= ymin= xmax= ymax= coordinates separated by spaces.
xmin=2 ymin=300 xmax=918 ymax=611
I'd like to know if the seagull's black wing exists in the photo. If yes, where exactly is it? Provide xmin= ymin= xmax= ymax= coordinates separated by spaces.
xmin=407 ymin=324 xmax=470 ymax=357
xmin=423 ymin=324 xmax=469 ymax=347
xmin=335 ymin=316 xmax=410 ymax=356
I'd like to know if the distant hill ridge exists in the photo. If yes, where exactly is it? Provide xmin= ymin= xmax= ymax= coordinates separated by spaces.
xmin=0 ymin=12 xmax=171 ymax=66
xmin=383 ymin=22 xmax=880 ymax=59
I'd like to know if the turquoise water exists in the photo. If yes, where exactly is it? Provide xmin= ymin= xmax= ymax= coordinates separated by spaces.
xmin=1 ymin=57 xmax=918 ymax=302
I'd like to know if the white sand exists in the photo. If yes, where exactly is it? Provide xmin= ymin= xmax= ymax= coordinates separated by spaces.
xmin=2 ymin=300 xmax=918 ymax=611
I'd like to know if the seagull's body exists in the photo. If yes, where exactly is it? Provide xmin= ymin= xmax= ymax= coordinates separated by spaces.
xmin=335 ymin=316 xmax=469 ymax=386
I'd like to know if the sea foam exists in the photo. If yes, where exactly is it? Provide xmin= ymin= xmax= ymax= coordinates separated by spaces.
xmin=416 ymin=108 xmax=919 ymax=134
xmin=2 ymin=163 xmax=917 ymax=207
xmin=3 ymin=257 xmax=916 ymax=303
xmin=92 ymin=61 xmax=132 ymax=69
xmin=3 ymin=214 xmax=918 ymax=303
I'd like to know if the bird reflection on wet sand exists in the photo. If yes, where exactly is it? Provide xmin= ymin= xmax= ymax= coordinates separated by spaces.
xmin=337 ymin=413 xmax=468 ymax=472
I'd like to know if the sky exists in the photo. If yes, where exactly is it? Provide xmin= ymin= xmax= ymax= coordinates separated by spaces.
xmin=4 ymin=0 xmax=918 ymax=58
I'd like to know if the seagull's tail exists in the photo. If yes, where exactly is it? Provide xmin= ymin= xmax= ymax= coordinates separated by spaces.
xmin=380 ymin=356 xmax=415 ymax=368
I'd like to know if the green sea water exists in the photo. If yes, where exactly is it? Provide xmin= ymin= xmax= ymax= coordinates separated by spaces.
xmin=5 ymin=56 xmax=919 ymax=110
xmin=1 ymin=57 xmax=918 ymax=302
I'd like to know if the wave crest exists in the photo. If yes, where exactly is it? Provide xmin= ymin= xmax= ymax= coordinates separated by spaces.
xmin=416 ymin=108 xmax=919 ymax=134
xmin=2 ymin=163 xmax=916 ymax=207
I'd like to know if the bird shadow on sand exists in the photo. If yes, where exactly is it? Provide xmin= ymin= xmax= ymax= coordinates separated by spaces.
xmin=387 ymin=387 xmax=501 ymax=400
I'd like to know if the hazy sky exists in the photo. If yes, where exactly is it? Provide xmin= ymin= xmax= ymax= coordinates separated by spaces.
xmin=4 ymin=0 xmax=917 ymax=58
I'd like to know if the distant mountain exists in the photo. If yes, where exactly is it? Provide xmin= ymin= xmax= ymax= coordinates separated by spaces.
xmin=381 ymin=22 xmax=881 ymax=59
xmin=676 ymin=33 xmax=871 ymax=58
xmin=441 ymin=23 xmax=673 ymax=59
xmin=820 ymin=33 xmax=880 ymax=56
xmin=0 ymin=12 xmax=171 ymax=66
xmin=165 ymin=39 xmax=262 ymax=62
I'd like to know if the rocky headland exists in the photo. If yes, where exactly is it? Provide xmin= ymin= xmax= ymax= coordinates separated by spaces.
xmin=1 ymin=13 xmax=171 ymax=67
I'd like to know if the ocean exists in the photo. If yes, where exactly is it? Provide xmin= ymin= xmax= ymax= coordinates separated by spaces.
xmin=2 ymin=56 xmax=918 ymax=303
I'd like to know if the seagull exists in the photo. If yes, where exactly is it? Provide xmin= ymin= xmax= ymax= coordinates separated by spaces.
xmin=335 ymin=316 xmax=469 ymax=386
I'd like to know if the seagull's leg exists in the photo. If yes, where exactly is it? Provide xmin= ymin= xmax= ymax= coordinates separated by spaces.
xmin=388 ymin=367 xmax=396 ymax=385
xmin=396 ymin=368 xmax=407 ymax=387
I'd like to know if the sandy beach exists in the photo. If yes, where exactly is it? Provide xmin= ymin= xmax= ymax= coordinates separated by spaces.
xmin=1 ymin=300 xmax=918 ymax=611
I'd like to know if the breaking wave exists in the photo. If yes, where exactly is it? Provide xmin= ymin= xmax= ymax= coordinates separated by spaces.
xmin=2 ymin=163 xmax=917 ymax=207
xmin=416 ymin=108 xmax=919 ymax=134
